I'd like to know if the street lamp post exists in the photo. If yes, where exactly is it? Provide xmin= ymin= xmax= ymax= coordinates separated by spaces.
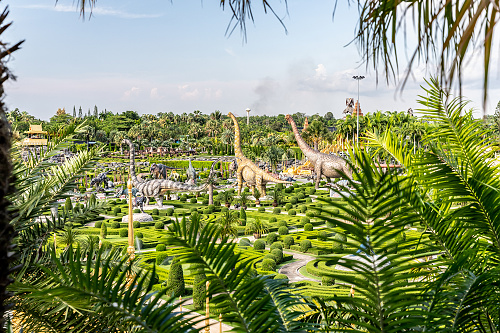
xmin=246 ymin=108 xmax=251 ymax=126
xmin=352 ymin=75 xmax=365 ymax=147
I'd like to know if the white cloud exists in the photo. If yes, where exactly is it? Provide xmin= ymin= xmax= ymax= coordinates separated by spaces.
xmin=17 ymin=4 xmax=163 ymax=19
xmin=225 ymin=48 xmax=236 ymax=57
xmin=178 ymin=85 xmax=199 ymax=100
xmin=150 ymin=87 xmax=160 ymax=99
xmin=123 ymin=86 xmax=140 ymax=99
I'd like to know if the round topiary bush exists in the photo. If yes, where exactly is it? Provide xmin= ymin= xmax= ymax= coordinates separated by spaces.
xmin=254 ymin=239 xmax=266 ymax=251
xmin=301 ymin=217 xmax=310 ymax=225
xmin=264 ymin=254 xmax=276 ymax=262
xmin=190 ymin=207 xmax=199 ymax=213
xmin=208 ymin=204 xmax=215 ymax=211
xmin=261 ymin=259 xmax=276 ymax=272
xmin=258 ymin=207 xmax=265 ymax=212
xmin=273 ymin=207 xmax=281 ymax=214
xmin=332 ymin=233 xmax=345 ymax=251
xmin=288 ymin=209 xmax=296 ymax=216
xmin=133 ymin=208 xmax=141 ymax=213
xmin=95 ymin=221 xmax=103 ymax=229
xmin=155 ymin=221 xmax=164 ymax=230
xmin=284 ymin=187 xmax=292 ymax=193
xmin=278 ymin=220 xmax=287 ymax=227
xmin=304 ymin=223 xmax=313 ymax=231
xmin=203 ymin=208 xmax=211 ymax=215
xmin=166 ymin=208 xmax=174 ymax=216
xmin=133 ymin=221 xmax=141 ymax=228
xmin=278 ymin=226 xmax=289 ymax=235
xmin=202 ymin=199 xmax=209 ymax=205
xmin=283 ymin=236 xmax=294 ymax=249
xmin=299 ymin=205 xmax=307 ymax=213
xmin=156 ymin=244 xmax=166 ymax=251
xmin=239 ymin=238 xmax=251 ymax=247
xmin=100 ymin=223 xmax=107 ymax=239
xmin=266 ymin=232 xmax=278 ymax=244
xmin=119 ymin=229 xmax=128 ymax=237
xmin=270 ymin=242 xmax=283 ymax=251
xmin=274 ymin=274 xmax=289 ymax=280
xmin=156 ymin=251 xmax=169 ymax=265
xmin=113 ymin=207 xmax=121 ymax=215
xmin=308 ymin=188 xmax=316 ymax=195
xmin=297 ymin=192 xmax=305 ymax=200
xmin=135 ymin=231 xmax=143 ymax=239
xmin=271 ymin=249 xmax=283 ymax=264
xmin=290 ymin=197 xmax=298 ymax=205
xmin=318 ymin=230 xmax=327 ymax=241
xmin=306 ymin=198 xmax=312 ymax=203
xmin=305 ymin=211 xmax=315 ymax=218
xmin=111 ymin=221 xmax=120 ymax=229
xmin=221 ymin=207 xmax=228 ymax=213
xmin=300 ymin=239 xmax=312 ymax=252
xmin=190 ymin=198 xmax=197 ymax=204
xmin=179 ymin=196 xmax=187 ymax=202
xmin=152 ymin=208 xmax=159 ymax=215
xmin=322 ymin=276 xmax=335 ymax=286
xmin=269 ymin=216 xmax=277 ymax=223
xmin=285 ymin=203 xmax=292 ymax=211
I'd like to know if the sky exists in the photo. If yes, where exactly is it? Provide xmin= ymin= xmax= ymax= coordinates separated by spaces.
xmin=3 ymin=0 xmax=499 ymax=121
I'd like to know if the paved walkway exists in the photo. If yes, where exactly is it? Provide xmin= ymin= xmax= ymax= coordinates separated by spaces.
xmin=279 ymin=250 xmax=319 ymax=283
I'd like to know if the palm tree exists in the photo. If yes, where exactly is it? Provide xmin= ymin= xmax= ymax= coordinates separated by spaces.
xmin=269 ymin=188 xmax=283 ymax=207
xmin=245 ymin=217 xmax=269 ymax=239
xmin=262 ymin=145 xmax=284 ymax=173
xmin=59 ymin=226 xmax=80 ymax=249
xmin=218 ymin=190 xmax=234 ymax=208
xmin=238 ymin=190 xmax=250 ymax=209
xmin=216 ymin=211 xmax=239 ymax=239
xmin=302 ymin=119 xmax=329 ymax=150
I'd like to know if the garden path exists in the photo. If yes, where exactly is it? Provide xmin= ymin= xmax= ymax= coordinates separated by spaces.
xmin=279 ymin=251 xmax=319 ymax=283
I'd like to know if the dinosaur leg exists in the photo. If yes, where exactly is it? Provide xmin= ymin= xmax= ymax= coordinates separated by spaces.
xmin=250 ymin=185 xmax=256 ymax=196
xmin=156 ymin=195 xmax=163 ymax=208
xmin=237 ymin=167 xmax=244 ymax=195
xmin=314 ymin=161 xmax=323 ymax=189
xmin=256 ymin=175 xmax=266 ymax=197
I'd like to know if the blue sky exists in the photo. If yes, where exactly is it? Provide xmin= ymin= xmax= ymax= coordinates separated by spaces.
xmin=3 ymin=0 xmax=496 ymax=120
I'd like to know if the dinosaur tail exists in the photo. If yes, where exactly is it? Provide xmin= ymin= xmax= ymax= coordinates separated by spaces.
xmin=122 ymin=139 xmax=139 ymax=185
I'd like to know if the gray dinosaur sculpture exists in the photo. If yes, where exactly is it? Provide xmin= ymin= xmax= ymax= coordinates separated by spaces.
xmin=186 ymin=158 xmax=197 ymax=184
xmin=286 ymin=114 xmax=352 ymax=189
xmin=122 ymin=139 xmax=220 ymax=207
xmin=150 ymin=163 xmax=168 ymax=179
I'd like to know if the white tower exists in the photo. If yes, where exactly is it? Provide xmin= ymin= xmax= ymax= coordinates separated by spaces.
xmin=246 ymin=108 xmax=251 ymax=126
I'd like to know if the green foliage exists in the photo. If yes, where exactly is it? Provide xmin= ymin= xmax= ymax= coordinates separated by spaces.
xmin=305 ymin=211 xmax=315 ymax=218
xmin=270 ymin=242 xmax=283 ymax=251
xmin=156 ymin=251 xmax=169 ymax=265
xmin=297 ymin=192 xmax=305 ymax=200
xmin=283 ymin=236 xmax=294 ymax=249
xmin=111 ymin=221 xmax=120 ymax=229
xmin=274 ymin=274 xmax=288 ymax=280
xmin=167 ymin=257 xmax=185 ymax=297
xmin=261 ymin=259 xmax=276 ymax=272
xmin=258 ymin=207 xmax=265 ymax=212
xmin=266 ymin=232 xmax=278 ymax=244
xmin=166 ymin=208 xmax=174 ymax=216
xmin=269 ymin=216 xmax=278 ymax=223
xmin=64 ymin=197 xmax=73 ymax=213
xmin=100 ymin=223 xmax=107 ymax=239
xmin=254 ymin=239 xmax=265 ymax=250
xmin=307 ymin=188 xmax=316 ymax=195
xmin=273 ymin=207 xmax=281 ymax=214
xmin=239 ymin=238 xmax=251 ymax=247
xmin=190 ymin=198 xmax=197 ymax=204
xmin=301 ymin=217 xmax=310 ymax=225
xmin=299 ymin=205 xmax=307 ymax=213
xmin=321 ymin=276 xmax=335 ymax=286
xmin=285 ymin=203 xmax=292 ymax=210
xmin=155 ymin=222 xmax=164 ymax=230
xmin=152 ymin=208 xmax=159 ymax=215
xmin=278 ymin=220 xmax=287 ymax=227
xmin=192 ymin=265 xmax=206 ymax=310
xmin=135 ymin=231 xmax=143 ymax=239
xmin=288 ymin=209 xmax=296 ymax=216
xmin=94 ymin=221 xmax=103 ymax=229
xmin=318 ymin=230 xmax=327 ymax=241
xmin=300 ymin=239 xmax=312 ymax=252
xmin=304 ymin=223 xmax=313 ymax=231
xmin=133 ymin=221 xmax=141 ymax=228
xmin=119 ymin=229 xmax=128 ymax=237
xmin=113 ymin=207 xmax=121 ymax=215
xmin=290 ymin=197 xmax=298 ymax=205
xmin=271 ymin=249 xmax=283 ymax=264
xmin=278 ymin=226 xmax=289 ymax=235
xmin=133 ymin=208 xmax=141 ymax=213
xmin=156 ymin=244 xmax=166 ymax=252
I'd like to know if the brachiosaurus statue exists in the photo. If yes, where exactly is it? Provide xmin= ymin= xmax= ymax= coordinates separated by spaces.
xmin=122 ymin=139 xmax=218 ymax=207
xmin=285 ymin=114 xmax=351 ymax=189
xmin=228 ymin=112 xmax=287 ymax=197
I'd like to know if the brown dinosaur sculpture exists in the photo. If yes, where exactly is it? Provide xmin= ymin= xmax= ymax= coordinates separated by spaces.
xmin=228 ymin=112 xmax=287 ymax=197
xmin=286 ymin=114 xmax=351 ymax=189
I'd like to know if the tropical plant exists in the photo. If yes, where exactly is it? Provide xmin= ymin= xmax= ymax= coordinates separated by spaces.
xmin=245 ymin=217 xmax=269 ymax=239
xmin=216 ymin=210 xmax=239 ymax=239
xmin=218 ymin=190 xmax=234 ymax=208
xmin=238 ymin=190 xmax=250 ymax=209
xmin=302 ymin=119 xmax=329 ymax=150
xmin=269 ymin=188 xmax=283 ymax=207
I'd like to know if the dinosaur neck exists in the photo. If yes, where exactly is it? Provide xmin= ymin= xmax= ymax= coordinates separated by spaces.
xmin=123 ymin=139 xmax=139 ymax=185
xmin=228 ymin=113 xmax=245 ymax=160
xmin=288 ymin=116 xmax=316 ymax=159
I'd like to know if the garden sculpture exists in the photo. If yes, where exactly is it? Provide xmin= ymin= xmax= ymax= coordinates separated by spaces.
xmin=286 ymin=114 xmax=352 ymax=189
xmin=228 ymin=159 xmax=237 ymax=177
xmin=228 ymin=112 xmax=287 ymax=197
xmin=186 ymin=158 xmax=197 ymax=184
xmin=90 ymin=171 xmax=110 ymax=191
xmin=150 ymin=163 xmax=168 ymax=179
xmin=123 ymin=139 xmax=220 ymax=207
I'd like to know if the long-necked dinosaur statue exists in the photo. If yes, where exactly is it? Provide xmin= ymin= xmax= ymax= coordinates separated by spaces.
xmin=228 ymin=112 xmax=287 ymax=197
xmin=285 ymin=114 xmax=351 ymax=189
xmin=122 ymin=139 xmax=218 ymax=207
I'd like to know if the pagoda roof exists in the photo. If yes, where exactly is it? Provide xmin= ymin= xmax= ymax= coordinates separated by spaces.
xmin=25 ymin=124 xmax=47 ymax=134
